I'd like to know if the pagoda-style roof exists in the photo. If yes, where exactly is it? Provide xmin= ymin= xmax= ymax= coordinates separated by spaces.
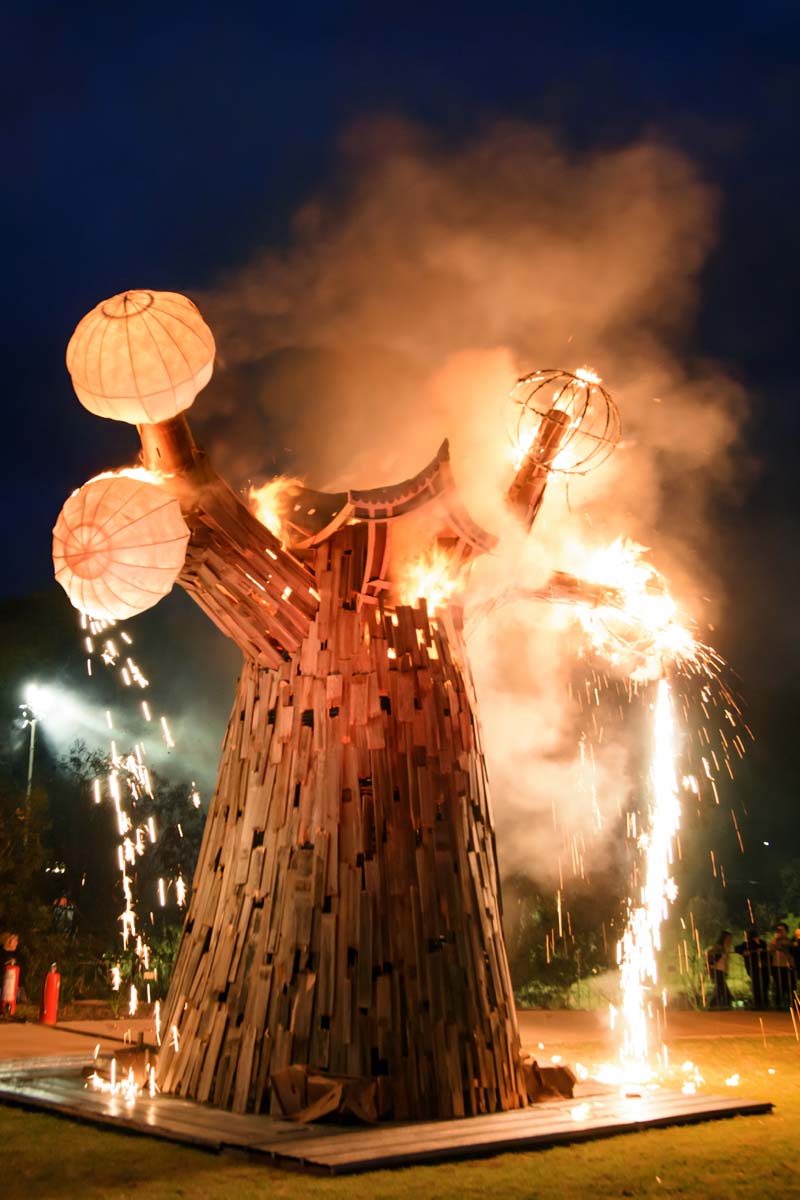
xmin=282 ymin=440 xmax=497 ymax=560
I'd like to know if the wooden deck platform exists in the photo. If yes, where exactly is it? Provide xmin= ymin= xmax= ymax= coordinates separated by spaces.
xmin=0 ymin=1055 xmax=772 ymax=1175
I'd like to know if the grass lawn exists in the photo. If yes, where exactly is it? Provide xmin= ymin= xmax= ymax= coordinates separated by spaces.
xmin=1 ymin=1035 xmax=795 ymax=1199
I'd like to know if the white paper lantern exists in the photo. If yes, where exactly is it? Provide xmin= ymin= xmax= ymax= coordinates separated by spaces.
xmin=66 ymin=290 xmax=215 ymax=424
xmin=53 ymin=471 xmax=190 ymax=620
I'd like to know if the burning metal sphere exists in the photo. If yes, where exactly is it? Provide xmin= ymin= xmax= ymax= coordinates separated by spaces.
xmin=511 ymin=367 xmax=621 ymax=476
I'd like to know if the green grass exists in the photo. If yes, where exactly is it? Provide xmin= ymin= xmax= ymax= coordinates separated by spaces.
xmin=0 ymin=1036 xmax=796 ymax=1199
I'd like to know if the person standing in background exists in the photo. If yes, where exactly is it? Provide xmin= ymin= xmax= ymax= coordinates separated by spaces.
xmin=769 ymin=922 xmax=796 ymax=1009
xmin=707 ymin=930 xmax=733 ymax=1009
xmin=735 ymin=927 xmax=771 ymax=1009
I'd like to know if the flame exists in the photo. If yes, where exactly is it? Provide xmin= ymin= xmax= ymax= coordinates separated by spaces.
xmin=249 ymin=476 xmax=303 ymax=542
xmin=571 ymin=538 xmax=708 ymax=681
xmin=87 ymin=467 xmax=167 ymax=487
xmin=398 ymin=546 xmax=460 ymax=614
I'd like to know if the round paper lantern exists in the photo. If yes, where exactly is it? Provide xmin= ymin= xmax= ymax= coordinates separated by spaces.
xmin=53 ymin=471 xmax=190 ymax=620
xmin=66 ymin=290 xmax=215 ymax=424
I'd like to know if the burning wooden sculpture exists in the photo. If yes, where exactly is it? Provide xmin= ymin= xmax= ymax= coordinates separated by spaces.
xmin=54 ymin=290 xmax=619 ymax=1120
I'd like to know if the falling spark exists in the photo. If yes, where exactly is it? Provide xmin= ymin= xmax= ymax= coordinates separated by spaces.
xmin=616 ymin=679 xmax=680 ymax=1068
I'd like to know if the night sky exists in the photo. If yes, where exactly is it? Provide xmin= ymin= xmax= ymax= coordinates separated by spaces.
xmin=3 ymin=8 xmax=799 ymax=846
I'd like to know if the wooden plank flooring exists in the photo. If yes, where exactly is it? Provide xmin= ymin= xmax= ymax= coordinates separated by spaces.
xmin=0 ymin=1059 xmax=772 ymax=1175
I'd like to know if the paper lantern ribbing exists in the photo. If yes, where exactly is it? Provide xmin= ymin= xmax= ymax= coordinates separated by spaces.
xmin=66 ymin=290 xmax=215 ymax=424
xmin=53 ymin=472 xmax=190 ymax=620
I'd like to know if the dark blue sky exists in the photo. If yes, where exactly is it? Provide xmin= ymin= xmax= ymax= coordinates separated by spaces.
xmin=3 ymin=7 xmax=799 ymax=697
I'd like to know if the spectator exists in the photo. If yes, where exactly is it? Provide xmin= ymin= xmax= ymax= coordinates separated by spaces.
xmin=707 ymin=930 xmax=733 ymax=1009
xmin=769 ymin=922 xmax=796 ymax=1010
xmin=735 ymin=927 xmax=771 ymax=1009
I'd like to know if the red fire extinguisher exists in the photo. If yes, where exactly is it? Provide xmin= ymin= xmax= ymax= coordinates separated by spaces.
xmin=39 ymin=963 xmax=60 ymax=1026
xmin=2 ymin=960 xmax=20 ymax=1017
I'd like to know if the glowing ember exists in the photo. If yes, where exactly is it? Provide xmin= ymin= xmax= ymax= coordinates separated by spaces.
xmin=399 ymin=546 xmax=459 ymax=614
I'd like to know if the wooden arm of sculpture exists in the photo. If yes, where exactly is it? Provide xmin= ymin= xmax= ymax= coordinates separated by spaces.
xmin=138 ymin=415 xmax=319 ymax=668
xmin=505 ymin=409 xmax=570 ymax=531
xmin=465 ymin=570 xmax=625 ymax=637
xmin=511 ymin=570 xmax=624 ymax=611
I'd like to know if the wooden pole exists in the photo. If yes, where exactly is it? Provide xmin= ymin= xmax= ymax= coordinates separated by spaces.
xmin=507 ymin=409 xmax=571 ymax=529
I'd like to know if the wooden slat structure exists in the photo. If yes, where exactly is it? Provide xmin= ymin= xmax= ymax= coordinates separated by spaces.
xmin=0 ymin=1059 xmax=772 ymax=1175
xmin=132 ymin=411 xmax=584 ymax=1120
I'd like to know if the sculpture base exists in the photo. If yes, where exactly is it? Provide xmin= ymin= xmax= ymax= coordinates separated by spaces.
xmin=0 ymin=1055 xmax=772 ymax=1175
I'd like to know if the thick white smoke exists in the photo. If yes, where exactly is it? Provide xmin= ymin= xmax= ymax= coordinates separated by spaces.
xmin=191 ymin=118 xmax=747 ymax=880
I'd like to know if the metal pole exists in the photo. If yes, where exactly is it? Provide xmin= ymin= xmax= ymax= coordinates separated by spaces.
xmin=26 ymin=717 xmax=36 ymax=799
xmin=24 ymin=717 xmax=36 ymax=846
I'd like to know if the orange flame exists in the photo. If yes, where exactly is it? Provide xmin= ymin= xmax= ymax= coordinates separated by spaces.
xmin=248 ymin=476 xmax=303 ymax=543
xmin=398 ymin=546 xmax=460 ymax=614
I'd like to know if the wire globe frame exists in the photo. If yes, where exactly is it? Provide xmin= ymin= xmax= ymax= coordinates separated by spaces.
xmin=511 ymin=368 xmax=621 ymax=475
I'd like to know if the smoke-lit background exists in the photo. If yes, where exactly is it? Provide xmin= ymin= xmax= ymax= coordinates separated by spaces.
xmin=3 ymin=9 xmax=798 ymax=896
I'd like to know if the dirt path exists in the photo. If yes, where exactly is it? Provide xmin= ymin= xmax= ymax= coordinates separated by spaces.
xmin=518 ymin=1007 xmax=797 ymax=1052
xmin=0 ymin=1008 xmax=793 ymax=1066
xmin=0 ymin=1017 xmax=153 ymax=1061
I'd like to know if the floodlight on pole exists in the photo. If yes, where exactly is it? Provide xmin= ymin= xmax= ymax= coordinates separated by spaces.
xmin=20 ymin=685 xmax=54 ymax=837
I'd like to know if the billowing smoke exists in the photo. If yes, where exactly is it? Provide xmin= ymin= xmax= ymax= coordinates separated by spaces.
xmin=191 ymin=118 xmax=747 ymax=881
